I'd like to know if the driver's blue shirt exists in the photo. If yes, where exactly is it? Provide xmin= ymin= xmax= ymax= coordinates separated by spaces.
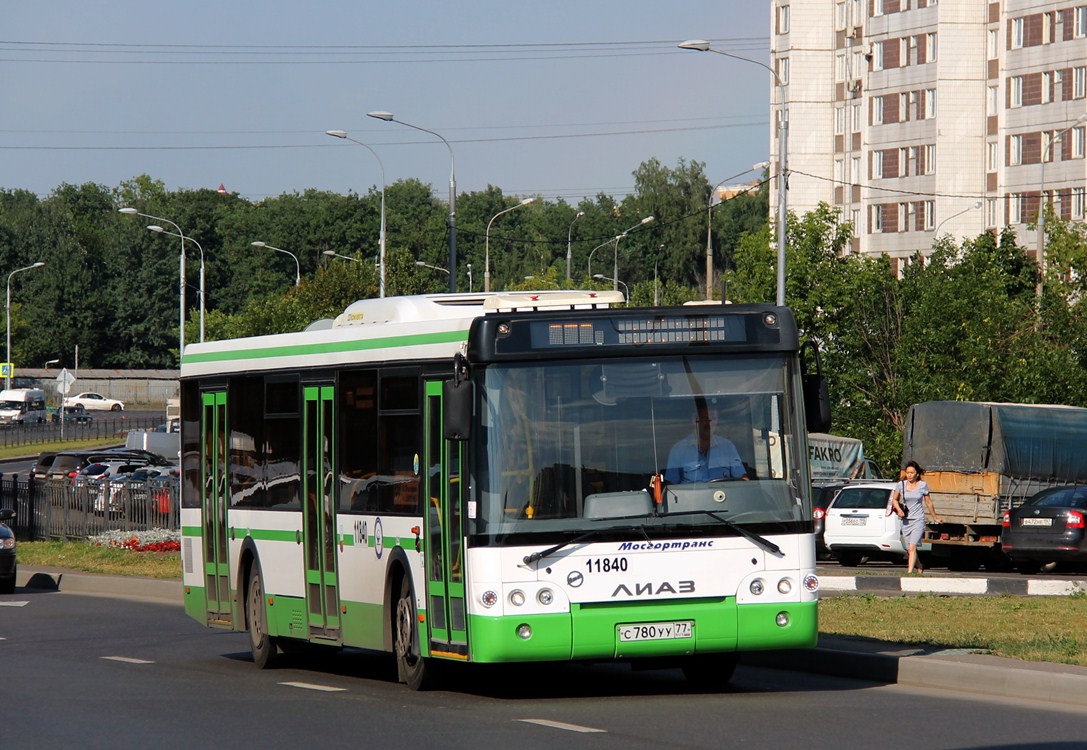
xmin=664 ymin=434 xmax=746 ymax=483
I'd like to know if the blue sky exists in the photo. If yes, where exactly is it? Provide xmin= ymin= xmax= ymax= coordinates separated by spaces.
xmin=2 ymin=2 xmax=771 ymax=204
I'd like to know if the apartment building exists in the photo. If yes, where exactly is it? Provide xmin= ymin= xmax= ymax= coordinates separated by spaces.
xmin=770 ymin=0 xmax=1087 ymax=267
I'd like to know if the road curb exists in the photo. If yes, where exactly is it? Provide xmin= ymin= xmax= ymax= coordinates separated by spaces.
xmin=19 ymin=566 xmax=181 ymax=604
xmin=820 ymin=574 xmax=1086 ymax=596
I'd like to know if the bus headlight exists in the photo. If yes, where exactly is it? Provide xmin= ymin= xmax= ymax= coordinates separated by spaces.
xmin=481 ymin=590 xmax=498 ymax=608
xmin=749 ymin=579 xmax=765 ymax=596
xmin=776 ymin=612 xmax=790 ymax=627
xmin=509 ymin=589 xmax=526 ymax=607
xmin=516 ymin=624 xmax=532 ymax=639
xmin=537 ymin=588 xmax=554 ymax=606
xmin=777 ymin=577 xmax=793 ymax=594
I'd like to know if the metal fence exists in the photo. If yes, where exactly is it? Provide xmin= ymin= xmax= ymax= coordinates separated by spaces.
xmin=0 ymin=474 xmax=179 ymax=540
xmin=0 ymin=415 xmax=162 ymax=450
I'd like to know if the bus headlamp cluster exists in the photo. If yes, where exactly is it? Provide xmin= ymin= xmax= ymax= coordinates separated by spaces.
xmin=803 ymin=574 xmax=820 ymax=592
xmin=479 ymin=587 xmax=556 ymax=609
xmin=749 ymin=576 xmax=799 ymax=597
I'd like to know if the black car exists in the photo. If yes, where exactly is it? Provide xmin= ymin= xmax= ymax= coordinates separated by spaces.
xmin=51 ymin=404 xmax=93 ymax=424
xmin=0 ymin=508 xmax=16 ymax=594
xmin=1002 ymin=485 xmax=1087 ymax=574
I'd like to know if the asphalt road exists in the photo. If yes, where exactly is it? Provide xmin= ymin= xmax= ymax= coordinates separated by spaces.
xmin=1 ymin=589 xmax=1084 ymax=749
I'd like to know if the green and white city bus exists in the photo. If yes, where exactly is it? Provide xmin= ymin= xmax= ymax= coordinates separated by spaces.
xmin=179 ymin=290 xmax=831 ymax=689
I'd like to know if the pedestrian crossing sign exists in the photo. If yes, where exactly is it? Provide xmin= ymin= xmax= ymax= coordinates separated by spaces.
xmin=0 ymin=363 xmax=11 ymax=378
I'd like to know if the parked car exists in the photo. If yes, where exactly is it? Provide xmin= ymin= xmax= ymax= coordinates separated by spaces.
xmin=48 ymin=448 xmax=171 ymax=482
xmin=823 ymin=481 xmax=929 ymax=566
xmin=0 ymin=508 xmax=15 ymax=594
xmin=149 ymin=469 xmax=180 ymax=516
xmin=74 ymin=461 xmax=147 ymax=512
xmin=50 ymin=404 xmax=93 ymax=424
xmin=63 ymin=392 xmax=124 ymax=411
xmin=1002 ymin=485 xmax=1087 ymax=574
xmin=32 ymin=451 xmax=58 ymax=481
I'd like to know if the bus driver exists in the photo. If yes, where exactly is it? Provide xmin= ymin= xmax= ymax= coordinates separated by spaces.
xmin=665 ymin=403 xmax=747 ymax=483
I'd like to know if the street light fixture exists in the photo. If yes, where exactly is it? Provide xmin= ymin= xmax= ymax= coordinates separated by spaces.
xmin=933 ymin=200 xmax=983 ymax=240
xmin=322 ymin=250 xmax=362 ymax=264
xmin=613 ymin=215 xmax=655 ymax=293
xmin=485 ymin=197 xmax=536 ymax=292
xmin=586 ymin=238 xmax=614 ymax=280
xmin=325 ymin=130 xmax=387 ymax=297
xmin=368 ymin=111 xmax=457 ymax=293
xmin=1037 ymin=112 xmax=1087 ymax=314
xmin=416 ymin=260 xmax=450 ymax=275
xmin=251 ymin=241 xmax=301 ymax=286
xmin=120 ymin=208 xmax=193 ymax=359
xmin=466 ymin=263 xmax=473 ymax=293
xmin=566 ymin=211 xmax=585 ymax=283
xmin=147 ymin=226 xmax=206 ymax=343
xmin=704 ymin=162 xmax=769 ymax=300
xmin=5 ymin=262 xmax=44 ymax=390
xmin=680 ymin=39 xmax=789 ymax=306
xmin=592 ymin=273 xmax=628 ymax=302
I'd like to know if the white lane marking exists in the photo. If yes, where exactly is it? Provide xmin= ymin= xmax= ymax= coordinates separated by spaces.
xmin=0 ymin=601 xmax=29 ymax=607
xmin=517 ymin=719 xmax=606 ymax=733
xmin=279 ymin=681 xmax=347 ymax=692
xmin=101 ymin=656 xmax=155 ymax=664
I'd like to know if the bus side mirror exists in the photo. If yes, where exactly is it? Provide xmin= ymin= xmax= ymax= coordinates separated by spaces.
xmin=443 ymin=380 xmax=472 ymax=441
xmin=803 ymin=374 xmax=832 ymax=434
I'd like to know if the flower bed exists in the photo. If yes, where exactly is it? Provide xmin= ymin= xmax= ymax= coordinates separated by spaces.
xmin=88 ymin=528 xmax=181 ymax=553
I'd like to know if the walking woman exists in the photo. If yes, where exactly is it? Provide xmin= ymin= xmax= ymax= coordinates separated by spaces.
xmin=890 ymin=460 xmax=941 ymax=574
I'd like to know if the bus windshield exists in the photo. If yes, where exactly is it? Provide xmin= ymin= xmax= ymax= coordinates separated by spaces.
xmin=473 ymin=354 xmax=808 ymax=539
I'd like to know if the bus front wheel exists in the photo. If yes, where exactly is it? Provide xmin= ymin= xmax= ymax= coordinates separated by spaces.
xmin=248 ymin=565 xmax=281 ymax=669
xmin=394 ymin=575 xmax=430 ymax=690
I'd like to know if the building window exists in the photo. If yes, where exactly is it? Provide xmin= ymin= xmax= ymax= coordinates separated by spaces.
xmin=987 ymin=141 xmax=999 ymax=171
xmin=899 ymin=147 xmax=909 ymax=176
xmin=873 ymin=96 xmax=884 ymax=124
xmin=1075 ymin=67 xmax=1086 ymax=99
xmin=901 ymin=38 xmax=911 ymax=67
xmin=1011 ymin=18 xmax=1024 ymax=50
xmin=835 ymin=106 xmax=846 ymax=135
xmin=778 ymin=4 xmax=791 ymax=34
xmin=1043 ymin=130 xmax=1055 ymax=161
xmin=1010 ymin=76 xmax=1023 ymax=108
xmin=1010 ymin=134 xmax=1023 ymax=165
xmin=1076 ymin=7 xmax=1087 ymax=38
xmin=853 ymin=50 xmax=866 ymax=77
xmin=873 ymin=0 xmax=884 ymax=17
xmin=925 ymin=89 xmax=937 ymax=118
xmin=836 ymin=1 xmax=847 ymax=29
xmin=900 ymin=92 xmax=910 ymax=121
xmin=924 ymin=201 xmax=935 ymax=230
xmin=927 ymin=33 xmax=937 ymax=62
xmin=1043 ymin=11 xmax=1052 ymax=43
xmin=851 ymin=103 xmax=862 ymax=132
xmin=835 ymin=158 xmax=845 ymax=184
xmin=900 ymin=203 xmax=911 ymax=232
xmin=872 ymin=42 xmax=884 ymax=71
xmin=1042 ymin=72 xmax=1052 ymax=104
xmin=836 ymin=53 xmax=848 ymax=81
xmin=872 ymin=150 xmax=884 ymax=179
xmin=986 ymin=198 xmax=998 ymax=228
xmin=988 ymin=29 xmax=998 ymax=59
xmin=872 ymin=204 xmax=883 ymax=232
xmin=925 ymin=144 xmax=936 ymax=173
xmin=987 ymin=85 xmax=998 ymax=115
xmin=778 ymin=57 xmax=790 ymax=84
xmin=1010 ymin=194 xmax=1023 ymax=224
xmin=851 ymin=156 xmax=861 ymax=183
xmin=1073 ymin=126 xmax=1086 ymax=159
xmin=851 ymin=208 xmax=861 ymax=233
xmin=1073 ymin=187 xmax=1086 ymax=219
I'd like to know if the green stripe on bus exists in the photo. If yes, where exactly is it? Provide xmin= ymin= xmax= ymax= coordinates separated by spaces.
xmin=183 ymin=329 xmax=468 ymax=364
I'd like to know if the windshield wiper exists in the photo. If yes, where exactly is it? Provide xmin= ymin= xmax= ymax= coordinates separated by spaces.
xmin=522 ymin=525 xmax=647 ymax=565
xmin=591 ymin=509 xmax=784 ymax=558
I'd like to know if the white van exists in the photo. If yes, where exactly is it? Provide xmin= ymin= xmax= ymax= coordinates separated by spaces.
xmin=0 ymin=388 xmax=47 ymax=425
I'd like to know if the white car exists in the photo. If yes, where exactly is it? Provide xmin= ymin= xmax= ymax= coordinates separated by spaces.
xmin=64 ymin=392 xmax=125 ymax=412
xmin=823 ymin=481 xmax=928 ymax=566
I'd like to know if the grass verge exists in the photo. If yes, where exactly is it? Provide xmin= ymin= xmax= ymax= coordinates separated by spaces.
xmin=0 ymin=438 xmax=122 ymax=462
xmin=18 ymin=540 xmax=181 ymax=579
xmin=821 ymin=593 xmax=1087 ymax=667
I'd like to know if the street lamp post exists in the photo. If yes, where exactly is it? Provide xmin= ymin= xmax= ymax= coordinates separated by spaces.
xmin=933 ymin=200 xmax=983 ymax=241
xmin=566 ymin=211 xmax=585 ymax=283
xmin=322 ymin=250 xmax=362 ymax=264
xmin=484 ymin=198 xmax=535 ymax=292
xmin=325 ymin=130 xmax=387 ymax=297
xmin=416 ymin=260 xmax=450 ymax=276
xmin=592 ymin=273 xmax=628 ymax=301
xmin=147 ymin=226 xmax=206 ymax=343
xmin=586 ymin=239 xmax=613 ymax=280
xmin=466 ymin=263 xmax=473 ymax=293
xmin=613 ymin=215 xmax=655 ymax=293
xmin=1037 ymin=113 xmax=1087 ymax=313
xmin=368 ymin=111 xmax=456 ymax=293
xmin=120 ymin=208 xmax=191 ymax=359
xmin=5 ymin=262 xmax=44 ymax=390
xmin=251 ymin=241 xmax=301 ymax=286
xmin=680 ymin=39 xmax=788 ymax=306
xmin=704 ymin=162 xmax=770 ymax=300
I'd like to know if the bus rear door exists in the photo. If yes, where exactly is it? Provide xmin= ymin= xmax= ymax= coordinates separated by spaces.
xmin=303 ymin=384 xmax=341 ymax=642
xmin=201 ymin=390 xmax=232 ymax=627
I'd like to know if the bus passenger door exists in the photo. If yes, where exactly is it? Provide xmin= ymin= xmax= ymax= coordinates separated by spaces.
xmin=303 ymin=385 xmax=341 ymax=641
xmin=202 ymin=391 xmax=232 ymax=627
xmin=423 ymin=381 xmax=468 ymax=658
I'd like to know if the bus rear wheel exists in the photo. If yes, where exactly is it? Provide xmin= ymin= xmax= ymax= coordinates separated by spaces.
xmin=394 ymin=575 xmax=431 ymax=690
xmin=248 ymin=565 xmax=281 ymax=669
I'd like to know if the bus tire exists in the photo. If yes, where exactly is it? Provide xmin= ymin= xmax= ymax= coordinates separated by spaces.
xmin=682 ymin=653 xmax=737 ymax=690
xmin=394 ymin=575 xmax=430 ymax=690
xmin=247 ymin=565 xmax=281 ymax=669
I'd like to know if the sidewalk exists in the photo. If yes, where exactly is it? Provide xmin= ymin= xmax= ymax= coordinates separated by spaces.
xmin=15 ymin=567 xmax=1087 ymax=709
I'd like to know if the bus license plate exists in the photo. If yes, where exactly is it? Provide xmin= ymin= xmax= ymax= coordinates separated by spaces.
xmin=617 ymin=621 xmax=693 ymax=642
